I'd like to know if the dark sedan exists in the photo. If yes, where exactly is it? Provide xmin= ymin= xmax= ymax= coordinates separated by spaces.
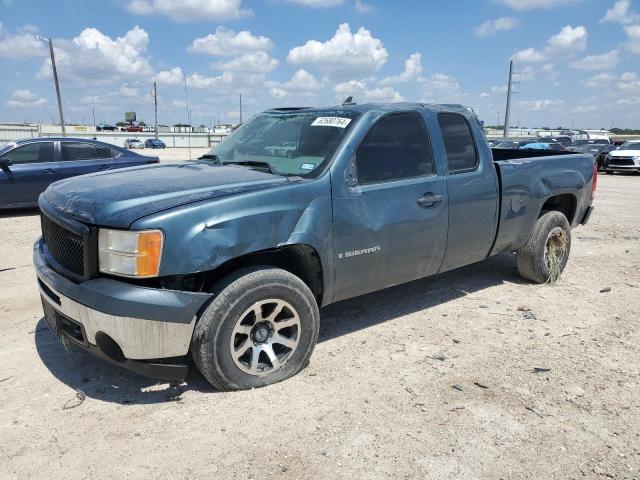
xmin=0 ymin=137 xmax=159 ymax=209
xmin=145 ymin=138 xmax=166 ymax=149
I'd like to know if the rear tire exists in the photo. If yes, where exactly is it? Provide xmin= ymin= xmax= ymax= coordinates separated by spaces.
xmin=191 ymin=266 xmax=320 ymax=391
xmin=516 ymin=211 xmax=571 ymax=284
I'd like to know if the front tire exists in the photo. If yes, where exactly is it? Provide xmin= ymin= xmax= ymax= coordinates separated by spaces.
xmin=516 ymin=211 xmax=571 ymax=284
xmin=191 ymin=267 xmax=320 ymax=391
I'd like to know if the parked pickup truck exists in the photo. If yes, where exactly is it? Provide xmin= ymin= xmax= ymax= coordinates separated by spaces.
xmin=34 ymin=103 xmax=596 ymax=390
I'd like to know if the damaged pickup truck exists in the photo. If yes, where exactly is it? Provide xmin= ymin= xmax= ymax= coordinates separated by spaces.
xmin=34 ymin=103 xmax=597 ymax=390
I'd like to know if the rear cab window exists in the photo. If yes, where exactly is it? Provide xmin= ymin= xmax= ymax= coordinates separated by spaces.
xmin=438 ymin=113 xmax=478 ymax=174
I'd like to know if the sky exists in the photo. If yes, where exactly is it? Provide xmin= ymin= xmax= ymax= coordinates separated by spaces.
xmin=0 ymin=0 xmax=639 ymax=129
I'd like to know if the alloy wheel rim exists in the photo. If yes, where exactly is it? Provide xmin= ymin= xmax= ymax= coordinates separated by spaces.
xmin=229 ymin=299 xmax=301 ymax=376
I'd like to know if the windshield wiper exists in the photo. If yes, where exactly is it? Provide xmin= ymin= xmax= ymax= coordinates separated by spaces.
xmin=223 ymin=160 xmax=279 ymax=175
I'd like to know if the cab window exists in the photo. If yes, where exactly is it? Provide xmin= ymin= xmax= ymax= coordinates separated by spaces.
xmin=356 ymin=112 xmax=434 ymax=185
xmin=1 ymin=142 xmax=54 ymax=165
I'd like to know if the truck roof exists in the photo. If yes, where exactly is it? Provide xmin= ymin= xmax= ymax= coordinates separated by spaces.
xmin=265 ymin=102 xmax=472 ymax=116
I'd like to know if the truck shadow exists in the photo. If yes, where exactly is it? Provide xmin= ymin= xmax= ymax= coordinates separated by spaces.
xmin=34 ymin=252 xmax=522 ymax=404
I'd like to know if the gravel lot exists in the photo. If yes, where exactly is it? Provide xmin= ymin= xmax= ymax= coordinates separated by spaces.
xmin=0 ymin=167 xmax=638 ymax=479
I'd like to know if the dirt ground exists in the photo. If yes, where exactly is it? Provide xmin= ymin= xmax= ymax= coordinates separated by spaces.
xmin=0 ymin=168 xmax=638 ymax=480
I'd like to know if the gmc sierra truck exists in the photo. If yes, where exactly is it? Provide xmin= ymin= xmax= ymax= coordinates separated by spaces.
xmin=34 ymin=103 xmax=596 ymax=390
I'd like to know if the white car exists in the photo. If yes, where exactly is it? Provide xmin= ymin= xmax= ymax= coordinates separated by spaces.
xmin=124 ymin=138 xmax=145 ymax=149
xmin=605 ymin=141 xmax=640 ymax=174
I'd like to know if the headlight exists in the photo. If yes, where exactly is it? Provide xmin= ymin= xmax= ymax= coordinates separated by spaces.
xmin=98 ymin=229 xmax=163 ymax=278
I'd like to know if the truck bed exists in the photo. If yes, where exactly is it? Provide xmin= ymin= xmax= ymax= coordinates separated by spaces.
xmin=489 ymin=149 xmax=596 ymax=256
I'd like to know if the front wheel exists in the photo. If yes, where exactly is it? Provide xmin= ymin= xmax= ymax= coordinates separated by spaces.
xmin=516 ymin=211 xmax=571 ymax=284
xmin=191 ymin=267 xmax=320 ymax=390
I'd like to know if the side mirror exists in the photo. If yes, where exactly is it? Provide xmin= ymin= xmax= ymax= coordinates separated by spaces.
xmin=0 ymin=157 xmax=13 ymax=171
xmin=345 ymin=154 xmax=358 ymax=187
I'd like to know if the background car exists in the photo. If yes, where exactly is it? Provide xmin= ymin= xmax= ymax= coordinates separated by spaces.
xmin=495 ymin=138 xmax=562 ymax=150
xmin=124 ymin=138 xmax=145 ymax=149
xmin=597 ymin=144 xmax=618 ymax=171
xmin=144 ymin=138 xmax=166 ymax=149
xmin=96 ymin=124 xmax=117 ymax=131
xmin=604 ymin=140 xmax=640 ymax=174
xmin=0 ymin=137 xmax=159 ymax=209
xmin=519 ymin=142 xmax=566 ymax=151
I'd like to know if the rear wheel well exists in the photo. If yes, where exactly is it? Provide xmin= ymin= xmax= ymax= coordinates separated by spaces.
xmin=540 ymin=194 xmax=577 ymax=224
xmin=201 ymin=245 xmax=324 ymax=305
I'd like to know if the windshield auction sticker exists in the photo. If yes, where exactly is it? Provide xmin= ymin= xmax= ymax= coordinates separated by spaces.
xmin=311 ymin=117 xmax=352 ymax=128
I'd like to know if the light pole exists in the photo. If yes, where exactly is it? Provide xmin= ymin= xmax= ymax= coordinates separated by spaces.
xmin=37 ymin=35 xmax=66 ymax=136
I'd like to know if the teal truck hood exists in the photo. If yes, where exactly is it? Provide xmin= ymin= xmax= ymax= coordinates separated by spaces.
xmin=41 ymin=161 xmax=290 ymax=228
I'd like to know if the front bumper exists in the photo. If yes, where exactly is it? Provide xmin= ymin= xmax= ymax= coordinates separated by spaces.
xmin=34 ymin=238 xmax=212 ymax=380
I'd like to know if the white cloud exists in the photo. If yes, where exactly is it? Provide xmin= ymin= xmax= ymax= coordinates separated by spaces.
xmin=616 ymin=96 xmax=640 ymax=106
xmin=498 ymin=0 xmax=578 ymax=10
xmin=6 ymin=89 xmax=47 ymax=108
xmin=624 ymin=25 xmax=640 ymax=54
xmin=125 ymin=0 xmax=251 ymax=22
xmin=512 ymin=47 xmax=546 ymax=63
xmin=570 ymin=50 xmax=619 ymax=70
xmin=335 ymin=79 xmax=403 ymax=102
xmin=269 ymin=87 xmax=287 ymax=98
xmin=213 ymin=51 xmax=278 ymax=74
xmin=618 ymin=72 xmax=640 ymax=92
xmin=285 ymin=69 xmax=322 ymax=91
xmin=420 ymin=73 xmax=462 ymax=103
xmin=581 ymin=72 xmax=616 ymax=88
xmin=512 ymin=25 xmax=587 ymax=64
xmin=154 ymin=67 xmax=184 ymax=85
xmin=474 ymin=17 xmax=519 ymax=37
xmin=285 ymin=0 xmax=344 ymax=6
xmin=189 ymin=27 xmax=273 ymax=57
xmin=548 ymin=25 xmax=587 ymax=51
xmin=354 ymin=0 xmax=374 ymax=13
xmin=517 ymin=99 xmax=564 ymax=111
xmin=380 ymin=52 xmax=422 ymax=84
xmin=186 ymin=71 xmax=234 ymax=89
xmin=37 ymin=26 xmax=153 ymax=83
xmin=0 ymin=25 xmax=45 ymax=58
xmin=601 ymin=1 xmax=640 ymax=25
xmin=287 ymin=23 xmax=388 ymax=75
xmin=266 ymin=69 xmax=323 ymax=98
xmin=119 ymin=85 xmax=140 ymax=97
xmin=171 ymin=99 xmax=187 ymax=108
xmin=491 ymin=85 xmax=508 ymax=94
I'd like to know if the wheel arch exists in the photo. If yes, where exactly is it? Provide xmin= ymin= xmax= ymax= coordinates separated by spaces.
xmin=201 ymin=243 xmax=325 ymax=306
xmin=539 ymin=193 xmax=577 ymax=224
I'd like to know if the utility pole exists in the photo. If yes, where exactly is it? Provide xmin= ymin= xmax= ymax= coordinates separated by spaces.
xmin=239 ymin=93 xmax=243 ymax=125
xmin=503 ymin=60 xmax=514 ymax=139
xmin=92 ymin=105 xmax=96 ymax=126
xmin=183 ymin=76 xmax=191 ymax=159
xmin=46 ymin=37 xmax=66 ymax=136
xmin=153 ymin=81 xmax=159 ymax=140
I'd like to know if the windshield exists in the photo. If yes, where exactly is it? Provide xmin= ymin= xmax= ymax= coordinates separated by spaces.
xmin=620 ymin=142 xmax=640 ymax=150
xmin=207 ymin=110 xmax=361 ymax=177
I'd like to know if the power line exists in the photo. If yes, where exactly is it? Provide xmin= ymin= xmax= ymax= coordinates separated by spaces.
xmin=0 ymin=54 xmax=40 ymax=81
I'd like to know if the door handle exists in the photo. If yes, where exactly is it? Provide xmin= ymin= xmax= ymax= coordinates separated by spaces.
xmin=417 ymin=193 xmax=443 ymax=208
xmin=41 ymin=168 xmax=55 ymax=175
xmin=98 ymin=164 xmax=111 ymax=170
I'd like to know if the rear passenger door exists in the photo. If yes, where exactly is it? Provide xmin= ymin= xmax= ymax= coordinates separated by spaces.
xmin=57 ymin=141 xmax=116 ymax=181
xmin=437 ymin=112 xmax=499 ymax=272
xmin=332 ymin=111 xmax=448 ymax=302
xmin=0 ymin=141 xmax=57 ymax=207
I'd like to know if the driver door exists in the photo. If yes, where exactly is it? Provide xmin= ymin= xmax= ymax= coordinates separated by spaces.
xmin=0 ymin=141 xmax=57 ymax=208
